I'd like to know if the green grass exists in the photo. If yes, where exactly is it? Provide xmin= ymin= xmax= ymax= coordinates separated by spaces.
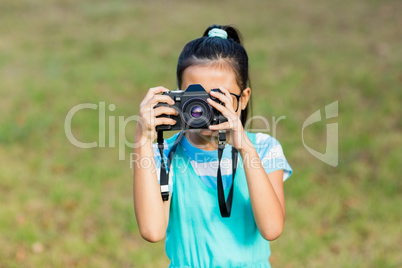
xmin=0 ymin=0 xmax=401 ymax=267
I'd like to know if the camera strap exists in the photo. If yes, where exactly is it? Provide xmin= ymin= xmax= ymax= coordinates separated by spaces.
xmin=217 ymin=130 xmax=238 ymax=218
xmin=158 ymin=131 xmax=184 ymax=201
xmin=158 ymin=130 xmax=238 ymax=218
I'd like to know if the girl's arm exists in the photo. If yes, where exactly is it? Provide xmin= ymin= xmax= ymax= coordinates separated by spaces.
xmin=133 ymin=87 xmax=177 ymax=242
xmin=238 ymin=142 xmax=285 ymax=241
xmin=207 ymin=88 xmax=286 ymax=241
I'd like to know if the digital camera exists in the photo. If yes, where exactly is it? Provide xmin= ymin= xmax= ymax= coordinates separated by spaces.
xmin=155 ymin=84 xmax=227 ymax=131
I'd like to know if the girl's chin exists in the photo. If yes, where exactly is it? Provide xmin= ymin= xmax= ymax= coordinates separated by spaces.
xmin=199 ymin=129 xmax=217 ymax=136
xmin=188 ymin=129 xmax=218 ymax=138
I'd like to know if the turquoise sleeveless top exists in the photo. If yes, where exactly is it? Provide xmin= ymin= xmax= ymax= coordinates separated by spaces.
xmin=165 ymin=132 xmax=273 ymax=268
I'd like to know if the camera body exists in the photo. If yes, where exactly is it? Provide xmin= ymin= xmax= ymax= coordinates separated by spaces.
xmin=155 ymin=84 xmax=227 ymax=131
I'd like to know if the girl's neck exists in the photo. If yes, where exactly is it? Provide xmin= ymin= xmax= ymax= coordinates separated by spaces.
xmin=185 ymin=131 xmax=218 ymax=151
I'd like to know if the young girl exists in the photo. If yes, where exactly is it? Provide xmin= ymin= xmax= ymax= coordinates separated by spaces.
xmin=133 ymin=24 xmax=292 ymax=268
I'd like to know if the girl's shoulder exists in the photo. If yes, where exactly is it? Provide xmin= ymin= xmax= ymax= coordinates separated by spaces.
xmin=245 ymin=131 xmax=282 ymax=148
xmin=246 ymin=131 xmax=292 ymax=180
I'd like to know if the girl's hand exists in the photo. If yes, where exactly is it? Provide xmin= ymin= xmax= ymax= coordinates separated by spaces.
xmin=207 ymin=87 xmax=250 ymax=152
xmin=136 ymin=86 xmax=178 ymax=142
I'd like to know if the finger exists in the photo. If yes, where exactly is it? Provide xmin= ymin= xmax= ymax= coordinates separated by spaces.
xmin=153 ymin=117 xmax=177 ymax=127
xmin=143 ymin=86 xmax=170 ymax=104
xmin=207 ymin=98 xmax=237 ymax=120
xmin=210 ymin=90 xmax=234 ymax=112
xmin=218 ymin=87 xmax=232 ymax=99
xmin=140 ymin=106 xmax=177 ymax=124
xmin=210 ymin=119 xmax=241 ymax=131
xmin=153 ymin=106 xmax=179 ymax=117
xmin=149 ymin=95 xmax=175 ymax=107
xmin=219 ymin=87 xmax=241 ymax=113
xmin=209 ymin=121 xmax=232 ymax=131
xmin=139 ymin=95 xmax=174 ymax=115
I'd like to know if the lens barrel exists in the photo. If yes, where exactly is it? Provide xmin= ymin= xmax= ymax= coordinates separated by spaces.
xmin=182 ymin=98 xmax=212 ymax=128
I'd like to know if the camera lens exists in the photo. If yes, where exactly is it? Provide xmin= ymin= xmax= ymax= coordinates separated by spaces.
xmin=190 ymin=106 xmax=203 ymax=118
xmin=182 ymin=98 xmax=212 ymax=128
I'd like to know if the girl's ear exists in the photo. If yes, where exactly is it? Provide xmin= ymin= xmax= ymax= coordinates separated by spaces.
xmin=240 ymin=87 xmax=251 ymax=110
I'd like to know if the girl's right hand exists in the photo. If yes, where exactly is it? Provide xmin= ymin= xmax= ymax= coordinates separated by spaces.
xmin=136 ymin=86 xmax=178 ymax=142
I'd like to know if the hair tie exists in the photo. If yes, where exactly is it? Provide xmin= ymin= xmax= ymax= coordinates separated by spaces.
xmin=208 ymin=28 xmax=228 ymax=39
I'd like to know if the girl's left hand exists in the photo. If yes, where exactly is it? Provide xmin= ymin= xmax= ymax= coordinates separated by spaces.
xmin=207 ymin=87 xmax=250 ymax=152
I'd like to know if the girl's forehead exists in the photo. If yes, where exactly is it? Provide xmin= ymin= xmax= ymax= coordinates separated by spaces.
xmin=181 ymin=65 xmax=240 ymax=93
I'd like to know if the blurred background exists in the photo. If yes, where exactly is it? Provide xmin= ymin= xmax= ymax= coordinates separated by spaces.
xmin=0 ymin=0 xmax=401 ymax=267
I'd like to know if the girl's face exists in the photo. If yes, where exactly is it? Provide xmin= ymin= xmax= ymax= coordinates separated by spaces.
xmin=181 ymin=64 xmax=250 ymax=118
xmin=181 ymin=64 xmax=251 ymax=137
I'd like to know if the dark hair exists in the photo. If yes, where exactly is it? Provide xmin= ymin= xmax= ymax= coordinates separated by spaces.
xmin=176 ymin=24 xmax=252 ymax=125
